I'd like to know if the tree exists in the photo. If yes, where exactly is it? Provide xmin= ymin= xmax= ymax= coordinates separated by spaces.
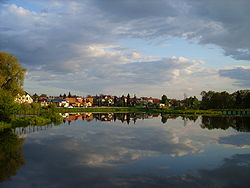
xmin=31 ymin=102 xmax=40 ymax=114
xmin=113 ymin=96 xmax=118 ymax=106
xmin=0 ymin=52 xmax=26 ymax=96
xmin=40 ymin=94 xmax=47 ymax=97
xmin=68 ymin=92 xmax=72 ymax=98
xmin=0 ymin=89 xmax=19 ymax=121
xmin=32 ymin=93 xmax=39 ymax=102
xmin=127 ymin=94 xmax=130 ymax=106
xmin=21 ymin=103 xmax=31 ymax=115
xmin=161 ymin=95 xmax=168 ymax=105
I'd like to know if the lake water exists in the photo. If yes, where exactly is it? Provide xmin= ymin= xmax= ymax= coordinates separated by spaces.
xmin=1 ymin=113 xmax=250 ymax=188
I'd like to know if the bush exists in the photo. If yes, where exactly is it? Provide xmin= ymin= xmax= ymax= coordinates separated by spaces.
xmin=0 ymin=122 xmax=12 ymax=129
xmin=11 ymin=116 xmax=51 ymax=127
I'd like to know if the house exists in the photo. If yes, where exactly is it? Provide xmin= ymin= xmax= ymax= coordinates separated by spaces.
xmin=51 ymin=99 xmax=69 ymax=107
xmin=38 ymin=97 xmax=49 ymax=107
xmin=15 ymin=92 xmax=33 ymax=104
xmin=66 ymin=98 xmax=77 ymax=107
xmin=83 ymin=97 xmax=94 ymax=107
xmin=65 ymin=97 xmax=84 ymax=107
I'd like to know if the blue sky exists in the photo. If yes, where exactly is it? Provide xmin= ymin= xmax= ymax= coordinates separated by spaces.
xmin=0 ymin=0 xmax=250 ymax=98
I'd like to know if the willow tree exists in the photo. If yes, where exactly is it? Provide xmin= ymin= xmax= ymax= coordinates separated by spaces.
xmin=0 ymin=52 xmax=26 ymax=96
xmin=0 ymin=52 xmax=26 ymax=121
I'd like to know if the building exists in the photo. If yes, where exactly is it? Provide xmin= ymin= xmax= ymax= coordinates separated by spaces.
xmin=15 ymin=92 xmax=33 ymax=104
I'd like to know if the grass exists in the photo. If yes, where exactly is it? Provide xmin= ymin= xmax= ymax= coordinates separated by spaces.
xmin=55 ymin=107 xmax=147 ymax=113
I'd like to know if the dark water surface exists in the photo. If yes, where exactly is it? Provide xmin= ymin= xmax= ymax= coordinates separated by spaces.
xmin=1 ymin=113 xmax=250 ymax=188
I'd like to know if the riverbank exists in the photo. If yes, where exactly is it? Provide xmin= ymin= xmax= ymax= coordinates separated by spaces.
xmin=0 ymin=112 xmax=63 ymax=130
xmin=1 ymin=107 xmax=250 ymax=130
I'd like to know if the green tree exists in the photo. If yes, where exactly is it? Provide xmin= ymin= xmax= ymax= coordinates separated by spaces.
xmin=40 ymin=94 xmax=47 ymax=97
xmin=161 ymin=95 xmax=168 ymax=105
xmin=127 ymin=94 xmax=130 ymax=106
xmin=21 ymin=103 xmax=31 ymax=115
xmin=32 ymin=93 xmax=39 ymax=102
xmin=31 ymin=102 xmax=40 ymax=114
xmin=0 ymin=89 xmax=19 ymax=121
xmin=0 ymin=52 xmax=26 ymax=96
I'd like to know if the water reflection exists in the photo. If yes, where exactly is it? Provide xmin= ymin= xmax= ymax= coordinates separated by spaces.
xmin=62 ymin=113 xmax=160 ymax=124
xmin=61 ymin=113 xmax=250 ymax=132
xmin=201 ymin=116 xmax=250 ymax=132
xmin=0 ymin=129 xmax=24 ymax=182
xmin=1 ymin=113 xmax=250 ymax=187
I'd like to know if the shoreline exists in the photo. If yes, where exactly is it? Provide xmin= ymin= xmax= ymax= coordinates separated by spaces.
xmin=1 ymin=107 xmax=250 ymax=130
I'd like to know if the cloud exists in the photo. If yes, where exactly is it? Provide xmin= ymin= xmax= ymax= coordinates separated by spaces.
xmin=219 ymin=67 xmax=250 ymax=87
xmin=219 ymin=134 xmax=250 ymax=148
xmin=1 ymin=0 xmax=249 ymax=96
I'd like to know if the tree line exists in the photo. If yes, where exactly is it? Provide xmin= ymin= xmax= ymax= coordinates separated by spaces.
xmin=200 ymin=90 xmax=250 ymax=109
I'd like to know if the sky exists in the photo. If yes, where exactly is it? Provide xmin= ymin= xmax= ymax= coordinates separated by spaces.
xmin=0 ymin=0 xmax=250 ymax=99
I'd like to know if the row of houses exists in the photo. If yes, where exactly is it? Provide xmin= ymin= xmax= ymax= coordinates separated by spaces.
xmin=39 ymin=97 xmax=93 ymax=107
xmin=15 ymin=92 xmax=166 ymax=107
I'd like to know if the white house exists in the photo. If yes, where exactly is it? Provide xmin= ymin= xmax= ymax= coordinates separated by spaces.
xmin=15 ymin=92 xmax=33 ymax=104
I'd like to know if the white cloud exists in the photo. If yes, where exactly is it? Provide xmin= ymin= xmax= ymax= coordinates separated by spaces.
xmin=1 ymin=0 xmax=249 ymax=96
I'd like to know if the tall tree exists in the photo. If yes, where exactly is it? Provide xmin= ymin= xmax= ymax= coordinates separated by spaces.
xmin=161 ymin=95 xmax=168 ymax=105
xmin=127 ymin=94 xmax=130 ymax=106
xmin=0 ymin=52 xmax=26 ymax=96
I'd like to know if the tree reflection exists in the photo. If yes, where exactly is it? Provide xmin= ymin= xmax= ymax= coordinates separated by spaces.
xmin=0 ymin=129 xmax=25 ymax=182
xmin=161 ymin=114 xmax=169 ymax=124
xmin=183 ymin=116 xmax=198 ymax=122
xmin=201 ymin=116 xmax=250 ymax=132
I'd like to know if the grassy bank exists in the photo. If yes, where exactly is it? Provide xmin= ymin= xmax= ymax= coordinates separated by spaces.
xmin=0 ymin=112 xmax=63 ymax=130
xmin=55 ymin=107 xmax=147 ymax=113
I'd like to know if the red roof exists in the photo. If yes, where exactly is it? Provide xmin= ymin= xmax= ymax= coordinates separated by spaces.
xmin=66 ymin=98 xmax=77 ymax=104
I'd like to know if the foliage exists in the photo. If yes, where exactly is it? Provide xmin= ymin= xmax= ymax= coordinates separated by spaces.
xmin=11 ymin=116 xmax=51 ymax=127
xmin=32 ymin=93 xmax=39 ymax=102
xmin=0 ymin=89 xmax=20 ymax=121
xmin=182 ymin=96 xmax=200 ymax=109
xmin=31 ymin=103 xmax=41 ymax=114
xmin=40 ymin=111 xmax=63 ymax=124
xmin=0 ymin=52 xmax=26 ymax=96
xmin=161 ymin=95 xmax=168 ymax=105
xmin=201 ymin=90 xmax=250 ymax=109
xmin=0 ymin=129 xmax=24 ymax=182
xmin=0 ymin=122 xmax=12 ymax=130
xmin=201 ymin=116 xmax=250 ymax=132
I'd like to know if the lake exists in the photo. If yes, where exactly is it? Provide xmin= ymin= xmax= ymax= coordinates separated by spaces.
xmin=1 ymin=113 xmax=250 ymax=188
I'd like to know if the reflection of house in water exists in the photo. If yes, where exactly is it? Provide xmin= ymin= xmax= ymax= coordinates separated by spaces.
xmin=63 ymin=113 xmax=160 ymax=124
xmin=66 ymin=114 xmax=83 ymax=121
xmin=93 ymin=113 xmax=114 ymax=122
xmin=82 ymin=113 xmax=94 ymax=121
